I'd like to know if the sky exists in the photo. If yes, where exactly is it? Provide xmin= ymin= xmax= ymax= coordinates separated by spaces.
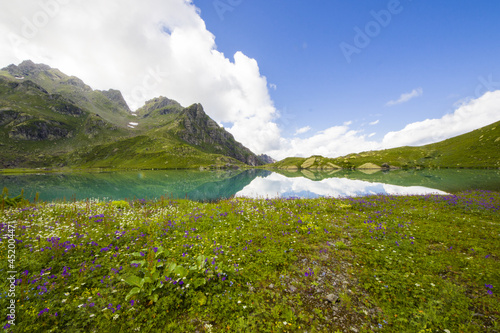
xmin=1 ymin=0 xmax=499 ymax=160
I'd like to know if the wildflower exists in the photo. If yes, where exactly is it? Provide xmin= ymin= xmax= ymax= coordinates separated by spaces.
xmin=38 ymin=308 xmax=49 ymax=316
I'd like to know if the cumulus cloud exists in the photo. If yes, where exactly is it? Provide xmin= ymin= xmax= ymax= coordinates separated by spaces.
xmin=295 ymin=126 xmax=311 ymax=135
xmin=0 ymin=0 xmax=280 ymax=153
xmin=386 ymin=87 xmax=423 ymax=106
xmin=382 ymin=90 xmax=500 ymax=147
xmin=268 ymin=124 xmax=381 ymax=160
xmin=270 ymin=90 xmax=500 ymax=160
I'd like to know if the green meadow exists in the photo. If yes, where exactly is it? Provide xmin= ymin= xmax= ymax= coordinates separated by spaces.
xmin=1 ymin=190 xmax=499 ymax=332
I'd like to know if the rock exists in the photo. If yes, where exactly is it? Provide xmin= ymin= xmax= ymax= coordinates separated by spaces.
xmin=178 ymin=103 xmax=263 ymax=166
xmin=323 ymin=162 xmax=341 ymax=170
xmin=9 ymin=119 xmax=72 ymax=141
xmin=301 ymin=157 xmax=316 ymax=169
xmin=357 ymin=163 xmax=381 ymax=169
xmin=325 ymin=294 xmax=338 ymax=303
xmin=258 ymin=154 xmax=276 ymax=164
xmin=100 ymin=89 xmax=131 ymax=112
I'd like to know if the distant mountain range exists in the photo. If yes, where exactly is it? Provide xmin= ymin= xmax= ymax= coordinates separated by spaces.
xmin=0 ymin=60 xmax=272 ymax=169
xmin=272 ymin=120 xmax=500 ymax=170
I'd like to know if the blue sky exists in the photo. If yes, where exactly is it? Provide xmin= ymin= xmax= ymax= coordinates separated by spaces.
xmin=194 ymin=0 xmax=500 ymax=139
xmin=1 ymin=0 xmax=499 ymax=159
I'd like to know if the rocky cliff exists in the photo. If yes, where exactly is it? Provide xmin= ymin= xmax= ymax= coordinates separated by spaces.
xmin=178 ymin=103 xmax=263 ymax=166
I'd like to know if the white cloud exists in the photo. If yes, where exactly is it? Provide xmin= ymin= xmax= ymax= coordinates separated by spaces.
xmin=269 ymin=83 xmax=277 ymax=90
xmin=382 ymin=90 xmax=500 ymax=147
xmin=268 ymin=124 xmax=380 ymax=160
xmin=295 ymin=126 xmax=311 ymax=135
xmin=386 ymin=87 xmax=423 ymax=106
xmin=270 ymin=90 xmax=500 ymax=160
xmin=369 ymin=120 xmax=379 ymax=125
xmin=0 ymin=0 xmax=280 ymax=153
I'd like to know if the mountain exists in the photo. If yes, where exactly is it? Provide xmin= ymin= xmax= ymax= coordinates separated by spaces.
xmin=0 ymin=60 xmax=265 ymax=169
xmin=258 ymin=154 xmax=276 ymax=164
xmin=272 ymin=120 xmax=500 ymax=170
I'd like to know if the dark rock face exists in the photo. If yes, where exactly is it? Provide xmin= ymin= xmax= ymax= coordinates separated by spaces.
xmin=179 ymin=103 xmax=263 ymax=166
xmin=9 ymin=120 xmax=72 ymax=141
xmin=50 ymin=96 xmax=85 ymax=117
xmin=0 ymin=110 xmax=33 ymax=126
xmin=7 ymin=79 xmax=49 ymax=95
xmin=3 ymin=60 xmax=51 ymax=76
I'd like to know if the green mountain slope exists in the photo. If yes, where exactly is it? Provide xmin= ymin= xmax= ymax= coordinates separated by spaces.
xmin=2 ymin=60 xmax=132 ymax=126
xmin=272 ymin=120 xmax=500 ymax=170
xmin=0 ymin=61 xmax=265 ymax=170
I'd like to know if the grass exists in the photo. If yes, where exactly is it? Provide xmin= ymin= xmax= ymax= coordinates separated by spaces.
xmin=0 ymin=190 xmax=499 ymax=332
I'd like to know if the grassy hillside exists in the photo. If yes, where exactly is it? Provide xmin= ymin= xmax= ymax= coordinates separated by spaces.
xmin=272 ymin=120 xmax=500 ymax=170
xmin=0 ymin=75 xmax=131 ymax=168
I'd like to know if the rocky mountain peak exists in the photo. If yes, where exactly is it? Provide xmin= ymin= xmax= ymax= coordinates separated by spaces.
xmin=99 ymin=89 xmax=131 ymax=112
xmin=137 ymin=96 xmax=182 ymax=116
xmin=3 ymin=60 xmax=51 ymax=76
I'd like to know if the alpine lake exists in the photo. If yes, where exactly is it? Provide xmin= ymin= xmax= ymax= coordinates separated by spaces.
xmin=2 ymin=168 xmax=500 ymax=202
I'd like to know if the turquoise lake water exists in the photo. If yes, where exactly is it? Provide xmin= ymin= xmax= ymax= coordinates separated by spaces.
xmin=1 ymin=169 xmax=500 ymax=202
